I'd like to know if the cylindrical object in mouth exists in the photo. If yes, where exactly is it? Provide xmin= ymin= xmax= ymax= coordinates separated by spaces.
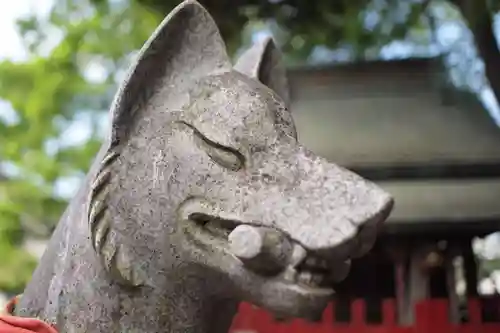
xmin=229 ymin=224 xmax=293 ymax=275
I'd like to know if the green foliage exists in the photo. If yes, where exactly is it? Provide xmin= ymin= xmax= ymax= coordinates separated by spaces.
xmin=134 ymin=0 xmax=433 ymax=63
xmin=0 ymin=0 xmax=162 ymax=291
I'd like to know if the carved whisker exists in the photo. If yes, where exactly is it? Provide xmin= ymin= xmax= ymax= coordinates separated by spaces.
xmin=100 ymin=150 xmax=119 ymax=168
xmin=88 ymin=199 xmax=107 ymax=229
xmin=92 ymin=214 xmax=111 ymax=252
xmin=90 ymin=168 xmax=111 ymax=196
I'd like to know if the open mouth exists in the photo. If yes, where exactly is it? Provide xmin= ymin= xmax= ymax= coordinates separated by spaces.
xmin=188 ymin=212 xmax=335 ymax=292
xmin=285 ymin=251 xmax=332 ymax=290
xmin=188 ymin=212 xmax=239 ymax=238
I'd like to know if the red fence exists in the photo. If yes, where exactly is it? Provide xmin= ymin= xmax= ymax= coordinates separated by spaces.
xmin=230 ymin=298 xmax=500 ymax=333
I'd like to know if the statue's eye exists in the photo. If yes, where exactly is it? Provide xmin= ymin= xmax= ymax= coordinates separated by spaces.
xmin=178 ymin=121 xmax=244 ymax=171
xmin=203 ymin=143 xmax=243 ymax=171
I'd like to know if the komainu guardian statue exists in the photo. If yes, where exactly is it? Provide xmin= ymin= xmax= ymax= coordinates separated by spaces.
xmin=13 ymin=1 xmax=394 ymax=332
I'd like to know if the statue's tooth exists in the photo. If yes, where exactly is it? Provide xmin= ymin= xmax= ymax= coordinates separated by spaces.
xmin=283 ymin=267 xmax=297 ymax=282
xmin=311 ymin=273 xmax=325 ymax=286
xmin=290 ymin=243 xmax=307 ymax=267
xmin=305 ymin=256 xmax=319 ymax=267
xmin=298 ymin=271 xmax=312 ymax=284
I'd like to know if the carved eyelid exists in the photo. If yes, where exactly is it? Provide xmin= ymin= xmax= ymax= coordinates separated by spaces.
xmin=177 ymin=121 xmax=245 ymax=170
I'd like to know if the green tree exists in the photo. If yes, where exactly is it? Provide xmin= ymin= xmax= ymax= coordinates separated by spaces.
xmin=0 ymin=0 xmax=162 ymax=293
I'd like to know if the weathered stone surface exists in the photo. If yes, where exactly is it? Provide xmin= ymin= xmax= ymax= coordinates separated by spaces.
xmin=15 ymin=1 xmax=394 ymax=332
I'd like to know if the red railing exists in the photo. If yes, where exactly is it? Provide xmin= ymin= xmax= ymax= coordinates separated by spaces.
xmin=230 ymin=298 xmax=500 ymax=333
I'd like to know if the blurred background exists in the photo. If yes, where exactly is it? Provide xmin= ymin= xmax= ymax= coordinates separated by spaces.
xmin=1 ymin=0 xmax=500 ymax=326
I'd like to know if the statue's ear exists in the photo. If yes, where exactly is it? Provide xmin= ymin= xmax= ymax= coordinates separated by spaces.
xmin=234 ymin=37 xmax=290 ymax=108
xmin=109 ymin=0 xmax=232 ymax=146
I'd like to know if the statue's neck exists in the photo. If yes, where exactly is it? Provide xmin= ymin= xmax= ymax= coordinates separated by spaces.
xmin=17 ymin=223 xmax=239 ymax=333
xmin=106 ymin=286 xmax=239 ymax=333
xmin=19 ymin=253 xmax=239 ymax=333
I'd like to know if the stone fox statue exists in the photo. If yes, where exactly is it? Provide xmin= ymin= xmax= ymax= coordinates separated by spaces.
xmin=15 ymin=1 xmax=394 ymax=332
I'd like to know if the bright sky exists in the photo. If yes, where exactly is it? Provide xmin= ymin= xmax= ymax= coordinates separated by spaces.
xmin=0 ymin=0 xmax=95 ymax=198
xmin=0 ymin=0 xmax=53 ymax=61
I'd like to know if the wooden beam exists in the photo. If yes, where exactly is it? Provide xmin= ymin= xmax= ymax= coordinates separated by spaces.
xmin=350 ymin=162 xmax=500 ymax=181
xmin=462 ymin=240 xmax=479 ymax=297
xmin=445 ymin=243 xmax=461 ymax=324
xmin=407 ymin=245 xmax=432 ymax=324
xmin=378 ymin=179 xmax=500 ymax=226
xmin=289 ymin=61 xmax=500 ymax=168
